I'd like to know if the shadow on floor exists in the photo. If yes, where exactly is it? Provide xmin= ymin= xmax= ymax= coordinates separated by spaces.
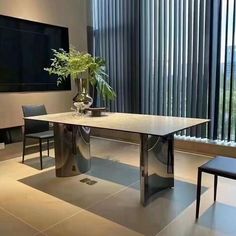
xmin=19 ymin=157 xmax=207 ymax=236
xmin=197 ymin=202 xmax=236 ymax=235
xmin=0 ymin=142 xmax=54 ymax=162
xmin=87 ymin=157 xmax=139 ymax=186
xmin=21 ymin=156 xmax=55 ymax=170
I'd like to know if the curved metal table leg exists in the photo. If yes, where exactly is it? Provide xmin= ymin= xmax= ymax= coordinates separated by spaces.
xmin=54 ymin=123 xmax=91 ymax=177
xmin=140 ymin=134 xmax=174 ymax=206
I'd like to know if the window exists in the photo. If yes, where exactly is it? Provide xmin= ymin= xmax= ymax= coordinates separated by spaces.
xmin=92 ymin=0 xmax=236 ymax=143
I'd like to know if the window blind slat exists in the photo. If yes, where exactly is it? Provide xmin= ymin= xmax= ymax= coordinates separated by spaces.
xmin=153 ymin=0 xmax=159 ymax=115
xmin=186 ymin=0 xmax=193 ymax=136
xmin=173 ymin=0 xmax=178 ymax=117
xmin=213 ymin=0 xmax=222 ymax=140
xmin=140 ymin=0 xmax=145 ymax=113
xmin=228 ymin=0 xmax=236 ymax=141
xmin=168 ymin=0 xmax=173 ymax=116
xmin=197 ymin=0 xmax=205 ymax=137
xmin=163 ymin=0 xmax=168 ymax=115
xmin=177 ymin=0 xmax=182 ymax=118
xmin=146 ymin=0 xmax=151 ymax=114
xmin=181 ymin=0 xmax=187 ymax=119
xmin=149 ymin=0 xmax=154 ymax=114
xmin=203 ymin=0 xmax=212 ymax=138
xmin=158 ymin=0 xmax=164 ymax=115
xmin=222 ymin=0 xmax=230 ymax=140
xmin=191 ymin=0 xmax=200 ymax=136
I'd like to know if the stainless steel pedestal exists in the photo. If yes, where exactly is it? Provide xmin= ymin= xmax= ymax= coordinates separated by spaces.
xmin=54 ymin=123 xmax=91 ymax=177
xmin=53 ymin=123 xmax=174 ymax=205
xmin=140 ymin=134 xmax=174 ymax=206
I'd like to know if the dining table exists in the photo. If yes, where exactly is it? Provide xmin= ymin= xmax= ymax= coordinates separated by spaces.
xmin=25 ymin=111 xmax=209 ymax=206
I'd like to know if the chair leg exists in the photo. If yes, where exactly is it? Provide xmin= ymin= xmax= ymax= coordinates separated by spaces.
xmin=47 ymin=139 xmax=50 ymax=157
xmin=214 ymin=175 xmax=218 ymax=201
xmin=22 ymin=137 xmax=26 ymax=163
xmin=196 ymin=169 xmax=202 ymax=219
xmin=39 ymin=139 xmax=43 ymax=170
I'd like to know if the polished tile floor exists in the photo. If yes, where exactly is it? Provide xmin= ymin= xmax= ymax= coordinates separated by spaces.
xmin=0 ymin=138 xmax=235 ymax=236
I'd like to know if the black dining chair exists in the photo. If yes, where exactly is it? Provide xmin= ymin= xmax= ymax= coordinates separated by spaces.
xmin=196 ymin=156 xmax=236 ymax=219
xmin=22 ymin=105 xmax=54 ymax=170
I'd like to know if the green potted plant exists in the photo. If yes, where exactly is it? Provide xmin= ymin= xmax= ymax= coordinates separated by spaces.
xmin=44 ymin=47 xmax=116 ymax=114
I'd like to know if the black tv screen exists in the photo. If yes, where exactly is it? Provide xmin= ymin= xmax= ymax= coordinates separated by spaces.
xmin=0 ymin=15 xmax=71 ymax=92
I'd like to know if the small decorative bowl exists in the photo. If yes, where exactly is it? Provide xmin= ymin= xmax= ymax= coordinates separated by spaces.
xmin=86 ymin=107 xmax=106 ymax=117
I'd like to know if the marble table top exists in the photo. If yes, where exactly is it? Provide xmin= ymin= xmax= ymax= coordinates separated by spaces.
xmin=25 ymin=112 xmax=209 ymax=136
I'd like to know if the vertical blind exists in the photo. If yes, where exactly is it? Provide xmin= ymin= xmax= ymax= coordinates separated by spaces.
xmin=92 ymin=0 xmax=236 ymax=143
xmin=92 ymin=0 xmax=140 ymax=112
xmin=139 ymin=0 xmax=211 ymax=138
xmin=217 ymin=0 xmax=236 ymax=142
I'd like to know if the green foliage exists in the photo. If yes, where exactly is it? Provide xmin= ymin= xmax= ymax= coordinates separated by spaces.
xmin=44 ymin=47 xmax=116 ymax=101
xmin=89 ymin=57 xmax=116 ymax=100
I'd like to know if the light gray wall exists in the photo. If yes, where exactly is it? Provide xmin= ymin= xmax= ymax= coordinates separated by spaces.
xmin=0 ymin=0 xmax=88 ymax=128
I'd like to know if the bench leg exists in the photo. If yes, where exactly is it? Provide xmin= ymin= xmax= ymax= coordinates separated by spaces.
xmin=39 ymin=139 xmax=43 ymax=170
xmin=22 ymin=136 xmax=26 ymax=163
xmin=196 ymin=169 xmax=202 ymax=219
xmin=214 ymin=175 xmax=218 ymax=201
xmin=47 ymin=139 xmax=50 ymax=157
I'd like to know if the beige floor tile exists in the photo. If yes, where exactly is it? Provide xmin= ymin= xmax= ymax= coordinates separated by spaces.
xmin=0 ymin=207 xmax=39 ymax=236
xmin=0 ymin=138 xmax=236 ymax=236
xmin=156 ymin=184 xmax=236 ymax=236
xmin=44 ymin=210 xmax=143 ymax=236
xmin=0 ymin=161 xmax=42 ymax=180
xmin=0 ymin=152 xmax=54 ymax=181
xmin=213 ymin=179 xmax=236 ymax=207
xmin=174 ymin=151 xmax=212 ymax=183
xmin=87 ymin=178 xmax=203 ymax=236
xmin=0 ymin=179 xmax=80 ymax=231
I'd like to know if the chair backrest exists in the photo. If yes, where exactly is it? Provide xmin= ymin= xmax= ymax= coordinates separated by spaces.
xmin=22 ymin=105 xmax=49 ymax=134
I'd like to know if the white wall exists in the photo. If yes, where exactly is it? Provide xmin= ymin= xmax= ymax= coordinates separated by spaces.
xmin=0 ymin=0 xmax=88 ymax=128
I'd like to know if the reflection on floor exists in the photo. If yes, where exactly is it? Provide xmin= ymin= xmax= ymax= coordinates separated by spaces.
xmin=0 ymin=137 xmax=235 ymax=236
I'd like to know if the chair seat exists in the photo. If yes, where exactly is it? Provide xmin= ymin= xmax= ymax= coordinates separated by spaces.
xmin=199 ymin=156 xmax=236 ymax=178
xmin=25 ymin=130 xmax=54 ymax=139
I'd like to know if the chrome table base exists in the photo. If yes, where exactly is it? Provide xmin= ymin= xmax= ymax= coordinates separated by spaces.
xmin=53 ymin=124 xmax=174 ymax=205
xmin=140 ymin=134 xmax=174 ymax=206
xmin=54 ymin=123 xmax=91 ymax=177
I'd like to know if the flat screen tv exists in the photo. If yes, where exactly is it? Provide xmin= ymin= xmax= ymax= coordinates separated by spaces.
xmin=0 ymin=15 xmax=71 ymax=92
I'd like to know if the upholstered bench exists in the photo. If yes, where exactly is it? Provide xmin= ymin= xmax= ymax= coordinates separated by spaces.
xmin=196 ymin=156 xmax=236 ymax=219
